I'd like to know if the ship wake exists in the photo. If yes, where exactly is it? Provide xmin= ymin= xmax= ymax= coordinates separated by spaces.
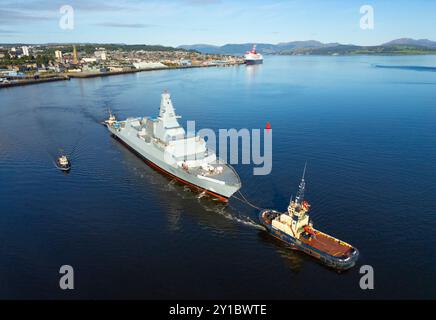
xmin=202 ymin=204 xmax=264 ymax=230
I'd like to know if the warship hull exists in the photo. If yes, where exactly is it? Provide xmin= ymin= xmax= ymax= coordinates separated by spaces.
xmin=108 ymin=125 xmax=240 ymax=201
xmin=259 ymin=209 xmax=359 ymax=270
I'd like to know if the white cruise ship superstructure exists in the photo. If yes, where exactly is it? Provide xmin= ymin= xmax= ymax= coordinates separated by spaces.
xmin=244 ymin=45 xmax=263 ymax=65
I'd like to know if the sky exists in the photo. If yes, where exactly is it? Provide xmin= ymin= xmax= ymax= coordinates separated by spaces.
xmin=1 ymin=0 xmax=435 ymax=46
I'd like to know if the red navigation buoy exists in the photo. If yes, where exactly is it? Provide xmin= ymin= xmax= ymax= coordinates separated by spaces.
xmin=265 ymin=122 xmax=271 ymax=130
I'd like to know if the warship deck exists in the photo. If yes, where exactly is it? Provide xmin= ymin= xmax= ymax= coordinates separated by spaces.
xmin=188 ymin=162 xmax=241 ymax=187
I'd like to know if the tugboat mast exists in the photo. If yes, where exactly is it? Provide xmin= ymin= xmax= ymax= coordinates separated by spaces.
xmin=294 ymin=162 xmax=307 ymax=206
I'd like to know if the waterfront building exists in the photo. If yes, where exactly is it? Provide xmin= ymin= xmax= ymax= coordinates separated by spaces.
xmin=0 ymin=69 xmax=19 ymax=77
xmin=108 ymin=66 xmax=124 ymax=72
xmin=133 ymin=61 xmax=167 ymax=69
xmin=82 ymin=65 xmax=102 ymax=72
xmin=94 ymin=50 xmax=107 ymax=61
xmin=55 ymin=50 xmax=63 ymax=61
xmin=82 ymin=57 xmax=97 ymax=63
xmin=22 ymin=46 xmax=30 ymax=56
xmin=180 ymin=59 xmax=192 ymax=66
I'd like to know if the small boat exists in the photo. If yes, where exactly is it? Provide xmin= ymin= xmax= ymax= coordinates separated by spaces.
xmin=56 ymin=155 xmax=71 ymax=171
xmin=259 ymin=164 xmax=359 ymax=270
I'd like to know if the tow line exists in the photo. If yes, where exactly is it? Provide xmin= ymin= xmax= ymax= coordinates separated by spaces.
xmin=231 ymin=190 xmax=264 ymax=211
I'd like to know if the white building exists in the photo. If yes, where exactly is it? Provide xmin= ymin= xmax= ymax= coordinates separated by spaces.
xmin=55 ymin=50 xmax=63 ymax=60
xmin=94 ymin=50 xmax=107 ymax=61
xmin=82 ymin=57 xmax=97 ymax=63
xmin=180 ymin=59 xmax=192 ymax=66
xmin=133 ymin=61 xmax=167 ymax=69
xmin=22 ymin=46 xmax=30 ymax=56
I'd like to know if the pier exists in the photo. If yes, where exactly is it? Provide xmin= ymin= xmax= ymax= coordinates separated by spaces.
xmin=1 ymin=62 xmax=243 ymax=88
xmin=67 ymin=62 xmax=243 ymax=78
xmin=0 ymin=75 xmax=70 ymax=88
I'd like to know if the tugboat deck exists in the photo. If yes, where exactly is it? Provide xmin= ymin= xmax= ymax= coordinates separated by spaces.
xmin=301 ymin=230 xmax=353 ymax=258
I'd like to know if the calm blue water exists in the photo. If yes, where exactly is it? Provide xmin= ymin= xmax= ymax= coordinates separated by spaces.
xmin=1 ymin=56 xmax=435 ymax=299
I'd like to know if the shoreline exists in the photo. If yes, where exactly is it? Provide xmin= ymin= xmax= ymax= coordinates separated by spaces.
xmin=0 ymin=62 xmax=243 ymax=89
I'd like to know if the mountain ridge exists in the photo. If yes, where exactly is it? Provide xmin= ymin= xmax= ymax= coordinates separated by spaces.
xmin=179 ymin=38 xmax=436 ymax=55
xmin=382 ymin=38 xmax=436 ymax=48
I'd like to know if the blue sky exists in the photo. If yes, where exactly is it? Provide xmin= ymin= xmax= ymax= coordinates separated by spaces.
xmin=1 ymin=0 xmax=435 ymax=46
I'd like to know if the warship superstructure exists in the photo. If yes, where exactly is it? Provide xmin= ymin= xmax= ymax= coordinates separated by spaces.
xmin=259 ymin=165 xmax=359 ymax=270
xmin=105 ymin=91 xmax=241 ymax=201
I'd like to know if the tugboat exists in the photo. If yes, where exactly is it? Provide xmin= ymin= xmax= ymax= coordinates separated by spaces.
xmin=55 ymin=155 xmax=71 ymax=172
xmin=259 ymin=165 xmax=359 ymax=270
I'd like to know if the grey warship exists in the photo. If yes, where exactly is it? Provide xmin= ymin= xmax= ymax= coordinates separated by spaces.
xmin=105 ymin=91 xmax=241 ymax=201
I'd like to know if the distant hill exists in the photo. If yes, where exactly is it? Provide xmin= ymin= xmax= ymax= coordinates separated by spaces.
xmin=383 ymin=38 xmax=436 ymax=48
xmin=178 ymin=38 xmax=436 ymax=56
xmin=178 ymin=44 xmax=221 ymax=54
xmin=285 ymin=44 xmax=436 ymax=56
xmin=179 ymin=40 xmax=339 ymax=55
xmin=179 ymin=43 xmax=276 ymax=55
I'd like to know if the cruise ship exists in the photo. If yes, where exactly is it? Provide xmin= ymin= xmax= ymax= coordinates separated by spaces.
xmin=244 ymin=45 xmax=263 ymax=65
xmin=105 ymin=91 xmax=242 ymax=201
